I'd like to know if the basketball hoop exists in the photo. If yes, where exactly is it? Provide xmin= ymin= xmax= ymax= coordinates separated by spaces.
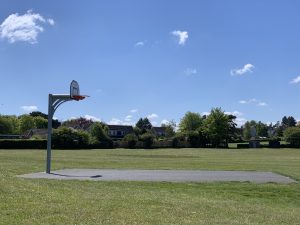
xmin=70 ymin=80 xmax=89 ymax=101
xmin=46 ymin=80 xmax=89 ymax=174
xmin=72 ymin=95 xmax=86 ymax=101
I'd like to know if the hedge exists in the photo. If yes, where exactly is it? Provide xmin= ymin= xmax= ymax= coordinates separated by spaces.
xmin=0 ymin=139 xmax=295 ymax=149
xmin=0 ymin=139 xmax=47 ymax=149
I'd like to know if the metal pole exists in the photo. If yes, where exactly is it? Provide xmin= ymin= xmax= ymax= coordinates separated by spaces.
xmin=46 ymin=94 xmax=53 ymax=174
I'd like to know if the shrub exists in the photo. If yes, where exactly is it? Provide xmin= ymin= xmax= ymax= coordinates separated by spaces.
xmin=186 ymin=131 xmax=200 ymax=147
xmin=123 ymin=134 xmax=138 ymax=148
xmin=269 ymin=138 xmax=281 ymax=148
xmin=0 ymin=139 xmax=46 ymax=149
xmin=52 ymin=127 xmax=90 ymax=149
xmin=140 ymin=133 xmax=155 ymax=149
xmin=89 ymin=122 xmax=110 ymax=145
xmin=284 ymin=127 xmax=300 ymax=147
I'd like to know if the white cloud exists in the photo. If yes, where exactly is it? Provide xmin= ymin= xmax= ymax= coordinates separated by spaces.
xmin=230 ymin=64 xmax=254 ymax=76
xmin=108 ymin=118 xmax=132 ymax=126
xmin=160 ymin=119 xmax=170 ymax=125
xmin=202 ymin=112 xmax=210 ymax=116
xmin=225 ymin=111 xmax=243 ymax=117
xmin=184 ymin=68 xmax=197 ymax=76
xmin=239 ymin=98 xmax=267 ymax=107
xmin=108 ymin=118 xmax=123 ymax=125
xmin=83 ymin=115 xmax=101 ymax=122
xmin=290 ymin=76 xmax=300 ymax=84
xmin=0 ymin=10 xmax=54 ymax=44
xmin=171 ymin=30 xmax=188 ymax=45
xmin=21 ymin=105 xmax=38 ymax=112
xmin=130 ymin=109 xmax=138 ymax=113
xmin=224 ymin=111 xmax=247 ymax=127
xmin=239 ymin=100 xmax=247 ymax=104
xmin=47 ymin=18 xmax=55 ymax=26
xmin=235 ymin=117 xmax=247 ymax=127
xmin=147 ymin=113 xmax=159 ymax=120
xmin=258 ymin=102 xmax=267 ymax=107
xmin=151 ymin=121 xmax=158 ymax=126
xmin=125 ymin=115 xmax=132 ymax=122
xmin=135 ymin=41 xmax=144 ymax=47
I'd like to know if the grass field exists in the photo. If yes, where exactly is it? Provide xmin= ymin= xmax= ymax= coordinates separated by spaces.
xmin=0 ymin=148 xmax=300 ymax=225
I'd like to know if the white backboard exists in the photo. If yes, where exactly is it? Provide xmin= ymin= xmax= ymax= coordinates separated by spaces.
xmin=70 ymin=80 xmax=80 ymax=98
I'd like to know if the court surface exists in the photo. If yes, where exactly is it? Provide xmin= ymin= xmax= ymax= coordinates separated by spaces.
xmin=18 ymin=169 xmax=296 ymax=183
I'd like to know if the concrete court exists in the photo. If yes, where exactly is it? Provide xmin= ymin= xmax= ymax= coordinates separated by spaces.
xmin=18 ymin=169 xmax=296 ymax=183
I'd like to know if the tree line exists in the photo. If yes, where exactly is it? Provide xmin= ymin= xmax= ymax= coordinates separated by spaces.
xmin=1 ymin=109 xmax=300 ymax=148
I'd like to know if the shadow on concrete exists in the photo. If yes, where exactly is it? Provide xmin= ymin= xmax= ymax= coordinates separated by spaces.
xmin=50 ymin=173 xmax=102 ymax=179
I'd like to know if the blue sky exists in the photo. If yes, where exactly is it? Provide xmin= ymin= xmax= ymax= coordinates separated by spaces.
xmin=1 ymin=0 xmax=300 ymax=127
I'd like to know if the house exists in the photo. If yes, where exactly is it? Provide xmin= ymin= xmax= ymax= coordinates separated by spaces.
xmin=151 ymin=127 xmax=167 ymax=137
xmin=107 ymin=125 xmax=134 ymax=139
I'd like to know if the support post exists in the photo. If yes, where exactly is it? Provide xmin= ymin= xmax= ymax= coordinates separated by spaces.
xmin=46 ymin=94 xmax=53 ymax=174
xmin=46 ymin=94 xmax=73 ymax=174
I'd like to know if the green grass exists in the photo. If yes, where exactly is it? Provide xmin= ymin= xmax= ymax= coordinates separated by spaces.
xmin=1 ymin=148 xmax=300 ymax=225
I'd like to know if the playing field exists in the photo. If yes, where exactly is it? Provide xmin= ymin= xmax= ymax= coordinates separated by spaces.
xmin=1 ymin=148 xmax=300 ymax=225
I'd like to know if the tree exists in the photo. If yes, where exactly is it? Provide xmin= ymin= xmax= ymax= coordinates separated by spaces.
xmin=179 ymin=111 xmax=203 ymax=132
xmin=204 ymin=108 xmax=229 ymax=147
xmin=140 ymin=132 xmax=155 ymax=148
xmin=89 ymin=122 xmax=110 ymax=144
xmin=0 ymin=116 xmax=13 ymax=134
xmin=161 ymin=120 xmax=176 ymax=138
xmin=287 ymin=116 xmax=297 ymax=127
xmin=19 ymin=115 xmax=35 ymax=133
xmin=62 ymin=117 xmax=94 ymax=130
xmin=30 ymin=111 xmax=61 ymax=128
xmin=256 ymin=121 xmax=268 ymax=137
xmin=281 ymin=116 xmax=296 ymax=130
xmin=52 ymin=127 xmax=90 ymax=148
xmin=33 ymin=116 xmax=48 ymax=129
xmin=123 ymin=133 xmax=138 ymax=148
xmin=0 ymin=115 xmax=20 ymax=134
xmin=242 ymin=120 xmax=257 ymax=140
xmin=283 ymin=127 xmax=300 ymax=147
xmin=227 ymin=114 xmax=238 ymax=142
xmin=135 ymin=118 xmax=152 ymax=134
xmin=30 ymin=111 xmax=47 ymax=118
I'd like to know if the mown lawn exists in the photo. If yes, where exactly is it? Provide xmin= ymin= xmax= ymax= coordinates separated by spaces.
xmin=0 ymin=148 xmax=300 ymax=225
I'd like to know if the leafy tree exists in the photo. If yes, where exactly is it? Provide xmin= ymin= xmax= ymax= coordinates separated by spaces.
xmin=33 ymin=116 xmax=48 ymax=129
xmin=140 ymin=132 xmax=155 ymax=148
xmin=242 ymin=120 xmax=257 ymax=140
xmin=161 ymin=120 xmax=176 ymax=138
xmin=204 ymin=108 xmax=229 ymax=147
xmin=0 ymin=116 xmax=13 ymax=134
xmin=0 ymin=115 xmax=20 ymax=134
xmin=19 ymin=115 xmax=35 ymax=133
xmin=283 ymin=127 xmax=300 ymax=147
xmin=52 ymin=127 xmax=90 ymax=148
xmin=133 ymin=127 xmax=142 ymax=136
xmin=30 ymin=111 xmax=47 ymax=118
xmin=62 ymin=117 xmax=94 ymax=130
xmin=123 ymin=133 xmax=138 ymax=148
xmin=179 ymin=111 xmax=203 ymax=132
xmin=30 ymin=111 xmax=61 ymax=128
xmin=186 ymin=131 xmax=201 ymax=147
xmin=256 ymin=121 xmax=268 ymax=137
xmin=284 ymin=116 xmax=297 ymax=127
xmin=274 ymin=121 xmax=284 ymax=137
xmin=227 ymin=114 xmax=237 ymax=142
xmin=89 ymin=122 xmax=110 ymax=144
xmin=136 ymin=118 xmax=152 ymax=134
